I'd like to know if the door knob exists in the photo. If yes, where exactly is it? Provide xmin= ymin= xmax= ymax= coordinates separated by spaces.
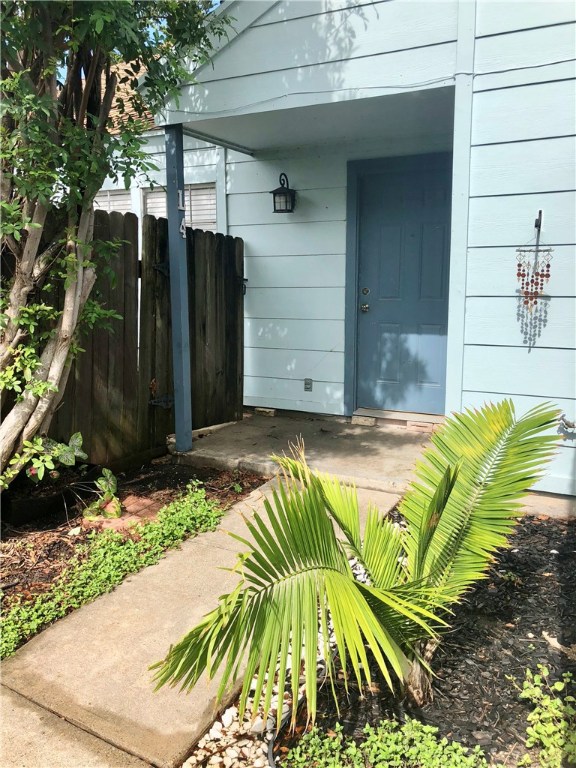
xmin=360 ymin=303 xmax=370 ymax=312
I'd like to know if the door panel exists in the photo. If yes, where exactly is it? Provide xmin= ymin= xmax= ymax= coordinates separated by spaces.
xmin=356 ymin=156 xmax=451 ymax=414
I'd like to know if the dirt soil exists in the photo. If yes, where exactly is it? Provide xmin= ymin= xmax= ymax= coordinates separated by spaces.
xmin=276 ymin=515 xmax=576 ymax=766
xmin=0 ymin=456 xmax=264 ymax=612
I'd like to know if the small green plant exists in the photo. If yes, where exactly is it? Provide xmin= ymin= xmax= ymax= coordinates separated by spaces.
xmin=84 ymin=468 xmax=121 ymax=519
xmin=284 ymin=719 xmax=500 ymax=768
xmin=513 ymin=665 xmax=576 ymax=768
xmin=0 ymin=482 xmax=223 ymax=659
xmin=0 ymin=432 xmax=88 ymax=489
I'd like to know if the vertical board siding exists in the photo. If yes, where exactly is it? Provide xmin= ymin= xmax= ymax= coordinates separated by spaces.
xmin=188 ymin=230 xmax=244 ymax=429
xmin=51 ymin=213 xmax=244 ymax=463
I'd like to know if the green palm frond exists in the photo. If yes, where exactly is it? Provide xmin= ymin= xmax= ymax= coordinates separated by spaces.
xmin=152 ymin=459 xmax=438 ymax=727
xmin=401 ymin=400 xmax=560 ymax=604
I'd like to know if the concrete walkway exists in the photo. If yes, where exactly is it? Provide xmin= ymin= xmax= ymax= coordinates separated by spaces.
xmin=2 ymin=412 xmax=573 ymax=768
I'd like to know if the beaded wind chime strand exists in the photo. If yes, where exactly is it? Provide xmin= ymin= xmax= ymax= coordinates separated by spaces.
xmin=515 ymin=210 xmax=553 ymax=348
xmin=515 ymin=246 xmax=553 ymax=309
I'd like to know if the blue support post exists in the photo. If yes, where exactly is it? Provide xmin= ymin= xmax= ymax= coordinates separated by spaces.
xmin=165 ymin=124 xmax=193 ymax=451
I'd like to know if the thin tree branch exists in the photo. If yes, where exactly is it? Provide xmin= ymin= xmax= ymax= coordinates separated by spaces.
xmin=76 ymin=47 xmax=101 ymax=128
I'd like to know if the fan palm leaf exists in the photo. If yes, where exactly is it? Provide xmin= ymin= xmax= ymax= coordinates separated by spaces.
xmin=401 ymin=400 xmax=560 ymax=607
xmin=152 ymin=460 xmax=438 ymax=727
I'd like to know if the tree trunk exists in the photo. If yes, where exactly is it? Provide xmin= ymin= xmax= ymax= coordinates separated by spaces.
xmin=405 ymin=638 xmax=439 ymax=707
xmin=0 ymin=208 xmax=96 ymax=478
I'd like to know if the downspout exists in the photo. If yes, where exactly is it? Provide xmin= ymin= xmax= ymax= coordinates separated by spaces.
xmin=165 ymin=124 xmax=193 ymax=451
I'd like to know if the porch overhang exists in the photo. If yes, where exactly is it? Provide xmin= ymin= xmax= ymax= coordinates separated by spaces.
xmin=157 ymin=86 xmax=455 ymax=156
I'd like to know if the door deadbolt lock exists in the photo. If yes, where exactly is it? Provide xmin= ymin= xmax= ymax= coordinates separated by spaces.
xmin=360 ymin=303 xmax=370 ymax=312
xmin=362 ymin=287 xmax=370 ymax=295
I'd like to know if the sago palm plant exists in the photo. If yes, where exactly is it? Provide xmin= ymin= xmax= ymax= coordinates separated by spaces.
xmin=152 ymin=400 xmax=559 ymax=724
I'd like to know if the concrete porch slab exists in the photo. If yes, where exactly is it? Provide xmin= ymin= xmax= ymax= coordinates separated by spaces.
xmin=173 ymin=411 xmax=432 ymax=494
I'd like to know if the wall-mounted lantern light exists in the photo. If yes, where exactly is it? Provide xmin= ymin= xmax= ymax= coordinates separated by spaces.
xmin=270 ymin=173 xmax=296 ymax=213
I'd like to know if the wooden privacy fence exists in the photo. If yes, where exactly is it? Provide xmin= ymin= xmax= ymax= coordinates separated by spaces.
xmin=50 ymin=210 xmax=244 ymax=466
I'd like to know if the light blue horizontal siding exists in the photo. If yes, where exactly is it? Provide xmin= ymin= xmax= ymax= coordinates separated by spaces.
xmin=462 ymin=346 xmax=575 ymax=400
xmin=471 ymin=81 xmax=576 ymax=144
xmin=465 ymin=13 xmax=576 ymax=495
xmin=468 ymin=191 xmax=576 ymax=247
xmin=465 ymin=297 xmax=576 ymax=348
xmin=252 ymin=0 xmax=379 ymax=26
xmin=476 ymin=1 xmax=575 ymax=37
xmin=470 ymin=137 xmax=576 ymax=197
xmin=474 ymin=60 xmax=576 ymax=92
xmin=229 ymin=222 xmax=347 ymax=256
xmin=245 ymin=347 xmax=344 ymax=382
xmin=245 ymin=254 xmax=345 ymax=288
xmin=246 ymin=287 xmax=345 ymax=320
xmin=245 ymin=318 xmax=344 ymax=351
xmin=183 ymin=43 xmax=457 ymax=117
xmin=207 ymin=0 xmax=458 ymax=81
xmin=474 ymin=23 xmax=576 ymax=78
xmin=466 ymin=246 xmax=576 ymax=297
xmin=244 ymin=376 xmax=345 ymax=416
xmin=228 ymin=188 xmax=346 ymax=226
xmin=226 ymin=154 xmax=347 ymax=194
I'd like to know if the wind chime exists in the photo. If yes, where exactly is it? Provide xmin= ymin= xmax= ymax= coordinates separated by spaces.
xmin=515 ymin=211 xmax=553 ymax=347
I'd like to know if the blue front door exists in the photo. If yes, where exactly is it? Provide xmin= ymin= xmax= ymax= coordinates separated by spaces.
xmin=356 ymin=154 xmax=452 ymax=414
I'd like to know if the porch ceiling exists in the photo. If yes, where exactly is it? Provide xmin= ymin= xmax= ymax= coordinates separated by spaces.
xmin=164 ymin=86 xmax=455 ymax=155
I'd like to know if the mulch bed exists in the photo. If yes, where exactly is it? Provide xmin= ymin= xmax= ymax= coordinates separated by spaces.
xmin=276 ymin=514 xmax=576 ymax=765
xmin=0 ymin=457 xmax=264 ymax=612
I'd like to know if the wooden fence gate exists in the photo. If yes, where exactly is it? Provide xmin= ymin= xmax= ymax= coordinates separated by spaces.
xmin=50 ymin=210 xmax=244 ymax=466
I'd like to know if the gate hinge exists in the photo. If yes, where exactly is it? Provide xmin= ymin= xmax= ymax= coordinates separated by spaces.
xmin=149 ymin=394 xmax=174 ymax=409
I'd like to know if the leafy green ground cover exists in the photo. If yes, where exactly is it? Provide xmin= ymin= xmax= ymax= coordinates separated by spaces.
xmin=284 ymin=719 xmax=498 ymax=768
xmin=1 ymin=482 xmax=222 ymax=658
xmin=283 ymin=677 xmax=576 ymax=768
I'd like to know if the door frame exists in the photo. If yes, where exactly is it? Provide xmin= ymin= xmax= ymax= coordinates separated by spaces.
xmin=344 ymin=153 xmax=453 ymax=416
